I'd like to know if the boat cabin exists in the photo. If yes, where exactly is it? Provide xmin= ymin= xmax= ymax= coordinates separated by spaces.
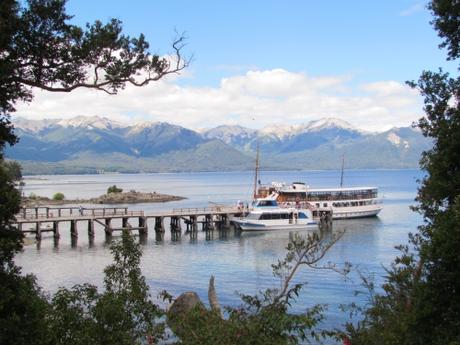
xmin=245 ymin=209 xmax=311 ymax=221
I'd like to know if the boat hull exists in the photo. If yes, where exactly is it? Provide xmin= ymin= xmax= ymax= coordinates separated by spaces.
xmin=233 ymin=220 xmax=318 ymax=232
xmin=331 ymin=205 xmax=383 ymax=219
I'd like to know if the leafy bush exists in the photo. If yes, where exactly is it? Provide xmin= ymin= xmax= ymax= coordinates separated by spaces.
xmin=52 ymin=192 xmax=65 ymax=201
xmin=3 ymin=160 xmax=22 ymax=181
xmin=107 ymin=185 xmax=123 ymax=194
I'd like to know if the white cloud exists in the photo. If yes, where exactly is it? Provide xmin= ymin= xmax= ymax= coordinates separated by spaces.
xmin=14 ymin=69 xmax=423 ymax=132
xmin=399 ymin=3 xmax=425 ymax=17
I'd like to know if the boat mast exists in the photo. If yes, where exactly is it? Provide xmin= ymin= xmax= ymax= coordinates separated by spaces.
xmin=253 ymin=144 xmax=259 ymax=199
xmin=340 ymin=154 xmax=345 ymax=188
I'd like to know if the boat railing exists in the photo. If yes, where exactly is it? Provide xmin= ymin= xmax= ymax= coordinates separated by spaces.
xmin=15 ymin=209 xmax=144 ymax=220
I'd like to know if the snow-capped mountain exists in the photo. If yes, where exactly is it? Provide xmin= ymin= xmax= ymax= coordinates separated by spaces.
xmin=125 ymin=121 xmax=205 ymax=156
xmin=257 ymin=118 xmax=365 ymax=139
xmin=7 ymin=116 xmax=431 ymax=173
xmin=13 ymin=117 xmax=60 ymax=133
xmin=202 ymin=117 xmax=366 ymax=153
xmin=202 ymin=125 xmax=257 ymax=146
xmin=306 ymin=117 xmax=363 ymax=132
xmin=387 ymin=132 xmax=410 ymax=149
xmin=56 ymin=115 xmax=125 ymax=130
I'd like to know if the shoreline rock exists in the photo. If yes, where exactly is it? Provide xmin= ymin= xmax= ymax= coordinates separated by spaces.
xmin=21 ymin=191 xmax=186 ymax=207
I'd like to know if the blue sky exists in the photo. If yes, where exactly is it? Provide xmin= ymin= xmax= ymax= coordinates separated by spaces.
xmin=16 ymin=0 xmax=457 ymax=131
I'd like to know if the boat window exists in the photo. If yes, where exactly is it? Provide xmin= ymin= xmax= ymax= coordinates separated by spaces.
xmin=298 ymin=212 xmax=309 ymax=219
xmin=306 ymin=188 xmax=378 ymax=201
xmin=257 ymin=200 xmax=278 ymax=207
xmin=258 ymin=212 xmax=291 ymax=220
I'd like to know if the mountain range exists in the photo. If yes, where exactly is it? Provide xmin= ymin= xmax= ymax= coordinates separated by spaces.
xmin=6 ymin=116 xmax=431 ymax=174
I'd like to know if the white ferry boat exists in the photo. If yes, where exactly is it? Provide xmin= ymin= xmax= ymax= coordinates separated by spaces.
xmin=232 ymin=196 xmax=319 ymax=231
xmin=257 ymin=182 xmax=383 ymax=219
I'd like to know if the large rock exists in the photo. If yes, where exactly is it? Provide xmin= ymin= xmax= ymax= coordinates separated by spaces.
xmin=168 ymin=292 xmax=203 ymax=316
xmin=167 ymin=292 xmax=205 ymax=336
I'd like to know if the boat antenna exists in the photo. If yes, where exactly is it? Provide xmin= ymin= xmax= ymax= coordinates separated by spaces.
xmin=340 ymin=154 xmax=345 ymax=188
xmin=253 ymin=143 xmax=259 ymax=199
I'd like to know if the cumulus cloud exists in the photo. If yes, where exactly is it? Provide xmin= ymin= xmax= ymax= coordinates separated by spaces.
xmin=14 ymin=69 xmax=423 ymax=132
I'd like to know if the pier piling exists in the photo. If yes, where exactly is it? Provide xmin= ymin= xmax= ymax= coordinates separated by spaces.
xmin=154 ymin=217 xmax=164 ymax=233
xmin=53 ymin=221 xmax=60 ymax=239
xmin=104 ymin=218 xmax=112 ymax=236
xmin=88 ymin=220 xmax=95 ymax=238
xmin=170 ymin=216 xmax=181 ymax=233
xmin=189 ymin=215 xmax=197 ymax=232
xmin=203 ymin=214 xmax=214 ymax=231
xmin=139 ymin=217 xmax=148 ymax=236
xmin=70 ymin=220 xmax=78 ymax=239
xmin=35 ymin=222 xmax=41 ymax=240
xmin=13 ymin=205 xmax=251 ymax=245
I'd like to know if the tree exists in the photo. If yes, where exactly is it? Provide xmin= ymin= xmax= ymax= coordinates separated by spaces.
xmin=0 ymin=267 xmax=51 ymax=345
xmin=1 ymin=0 xmax=189 ymax=115
xmin=346 ymin=1 xmax=460 ymax=343
xmin=52 ymin=192 xmax=65 ymax=201
xmin=0 ymin=0 xmax=188 ymax=263
xmin=169 ymin=232 xmax=347 ymax=345
xmin=0 ymin=164 xmax=22 ymax=270
xmin=0 ymin=0 xmax=188 ymax=342
xmin=2 ymin=160 xmax=22 ymax=181
xmin=107 ymin=185 xmax=123 ymax=194
xmin=48 ymin=230 xmax=165 ymax=345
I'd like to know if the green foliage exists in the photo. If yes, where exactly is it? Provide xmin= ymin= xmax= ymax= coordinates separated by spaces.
xmin=172 ymin=232 xmax=346 ymax=345
xmin=0 ymin=269 xmax=51 ymax=345
xmin=52 ymin=192 xmax=65 ymax=201
xmin=48 ymin=230 xmax=165 ymax=344
xmin=2 ymin=160 xmax=22 ymax=181
xmin=0 ymin=151 xmax=48 ymax=345
xmin=429 ymin=0 xmax=460 ymax=61
xmin=107 ymin=185 xmax=123 ymax=194
xmin=0 ymin=163 xmax=22 ymax=269
xmin=0 ymin=1 xmax=187 ymax=343
xmin=346 ymin=1 xmax=460 ymax=344
xmin=0 ymin=0 xmax=188 ymax=117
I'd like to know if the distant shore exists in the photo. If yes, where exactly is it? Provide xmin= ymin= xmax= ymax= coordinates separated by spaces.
xmin=21 ymin=191 xmax=186 ymax=207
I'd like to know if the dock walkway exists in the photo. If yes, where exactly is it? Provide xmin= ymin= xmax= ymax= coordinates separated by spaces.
xmin=12 ymin=205 xmax=245 ymax=241
xmin=12 ymin=205 xmax=332 ymax=244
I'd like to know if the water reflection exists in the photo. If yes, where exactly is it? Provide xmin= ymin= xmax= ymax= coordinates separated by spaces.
xmin=171 ymin=231 xmax=181 ymax=242
xmin=155 ymin=232 xmax=164 ymax=243
xmin=139 ymin=233 xmax=148 ymax=245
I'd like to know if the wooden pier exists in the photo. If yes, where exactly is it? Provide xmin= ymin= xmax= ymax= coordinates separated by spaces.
xmin=12 ymin=205 xmax=333 ymax=244
xmin=12 ymin=205 xmax=246 ymax=242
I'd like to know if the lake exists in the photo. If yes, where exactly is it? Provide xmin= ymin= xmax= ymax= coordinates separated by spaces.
xmin=15 ymin=169 xmax=423 ymax=333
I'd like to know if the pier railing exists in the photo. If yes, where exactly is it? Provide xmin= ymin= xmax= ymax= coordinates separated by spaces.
xmin=171 ymin=205 xmax=241 ymax=215
xmin=16 ymin=208 xmax=143 ymax=221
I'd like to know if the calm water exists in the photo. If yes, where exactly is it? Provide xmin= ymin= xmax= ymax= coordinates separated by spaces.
xmin=15 ymin=169 xmax=423 ymax=333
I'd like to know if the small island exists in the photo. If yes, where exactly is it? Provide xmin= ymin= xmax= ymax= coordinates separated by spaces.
xmin=21 ymin=187 xmax=186 ymax=207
